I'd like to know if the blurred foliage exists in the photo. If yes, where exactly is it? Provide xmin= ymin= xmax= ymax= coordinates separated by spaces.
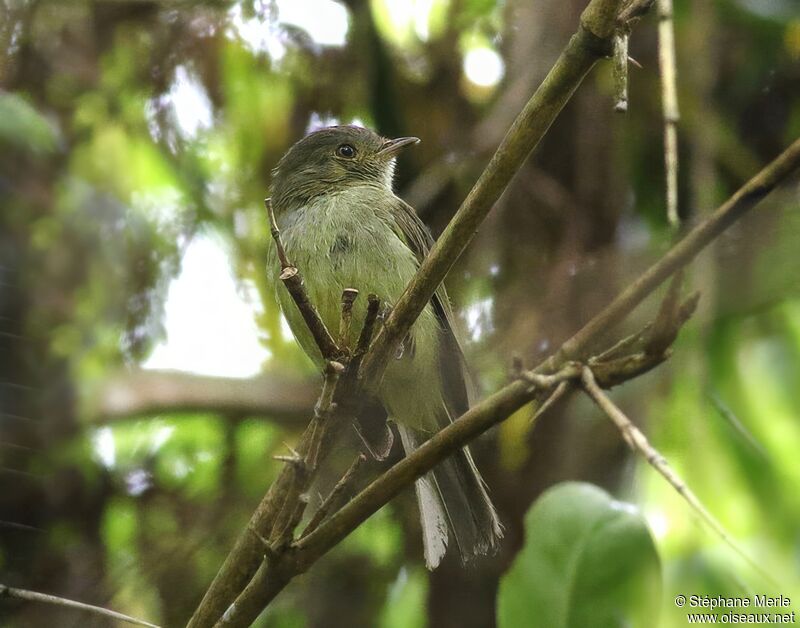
xmin=497 ymin=482 xmax=662 ymax=628
xmin=0 ymin=0 xmax=799 ymax=627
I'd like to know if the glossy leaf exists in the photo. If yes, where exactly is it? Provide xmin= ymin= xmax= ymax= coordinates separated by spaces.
xmin=497 ymin=482 xmax=662 ymax=628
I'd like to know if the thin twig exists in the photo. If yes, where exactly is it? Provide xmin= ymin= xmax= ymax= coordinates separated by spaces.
xmin=350 ymin=294 xmax=381 ymax=380
xmin=657 ymin=0 xmax=680 ymax=226
xmin=519 ymin=362 xmax=581 ymax=390
xmin=579 ymin=367 xmax=774 ymax=583
xmin=613 ymin=30 xmax=630 ymax=112
xmin=264 ymin=198 xmax=290 ymax=270
xmin=265 ymin=198 xmax=340 ymax=360
xmin=308 ymin=362 xmax=345 ymax=467
xmin=338 ymin=289 xmax=359 ymax=352
xmin=271 ymin=361 xmax=344 ymax=546
xmin=591 ymin=325 xmax=652 ymax=363
xmin=301 ymin=453 xmax=367 ymax=538
xmin=0 ymin=584 xmax=160 ymax=628
xmin=643 ymin=271 xmax=683 ymax=354
xmin=589 ymin=288 xmax=698 ymax=367
xmin=529 ymin=381 xmax=570 ymax=425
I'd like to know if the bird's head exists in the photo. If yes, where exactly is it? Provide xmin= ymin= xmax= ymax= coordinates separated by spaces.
xmin=271 ymin=125 xmax=419 ymax=212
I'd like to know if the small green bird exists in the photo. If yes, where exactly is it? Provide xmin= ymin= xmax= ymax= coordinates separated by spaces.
xmin=268 ymin=125 xmax=502 ymax=568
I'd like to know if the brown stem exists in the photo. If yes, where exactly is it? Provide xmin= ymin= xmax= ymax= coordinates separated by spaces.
xmin=338 ymin=289 xmax=359 ymax=352
xmin=579 ymin=366 xmax=772 ymax=582
xmin=0 ymin=584 xmax=159 ymax=628
xmin=301 ymin=453 xmax=367 ymax=538
xmin=265 ymin=198 xmax=340 ymax=360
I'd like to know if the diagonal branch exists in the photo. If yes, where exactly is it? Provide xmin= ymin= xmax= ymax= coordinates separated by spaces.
xmin=579 ymin=366 xmax=773 ymax=582
xmin=542 ymin=135 xmax=800 ymax=371
xmin=0 ymin=584 xmax=160 ymax=628
xmin=216 ymin=364 xmax=580 ymax=628
xmin=265 ymin=198 xmax=340 ymax=360
xmin=360 ymin=0 xmax=628 ymax=387
xmin=269 ymin=360 xmax=344 ymax=548
xmin=301 ymin=453 xmax=367 ymax=539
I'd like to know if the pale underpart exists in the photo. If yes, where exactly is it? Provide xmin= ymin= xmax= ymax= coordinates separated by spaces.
xmin=271 ymin=183 xmax=446 ymax=433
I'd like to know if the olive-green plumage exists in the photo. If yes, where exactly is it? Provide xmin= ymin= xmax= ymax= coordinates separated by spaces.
xmin=268 ymin=125 xmax=502 ymax=568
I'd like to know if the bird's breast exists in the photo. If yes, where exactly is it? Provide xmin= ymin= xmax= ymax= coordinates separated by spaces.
xmin=277 ymin=187 xmax=420 ymax=322
xmin=273 ymin=187 xmax=443 ymax=418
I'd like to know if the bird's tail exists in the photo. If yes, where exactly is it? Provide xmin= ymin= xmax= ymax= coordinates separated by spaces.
xmin=397 ymin=424 xmax=503 ymax=570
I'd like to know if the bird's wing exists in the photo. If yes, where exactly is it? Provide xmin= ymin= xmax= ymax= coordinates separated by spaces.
xmin=388 ymin=196 xmax=474 ymax=418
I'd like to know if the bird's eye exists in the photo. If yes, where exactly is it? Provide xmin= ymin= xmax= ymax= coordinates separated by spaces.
xmin=336 ymin=144 xmax=356 ymax=158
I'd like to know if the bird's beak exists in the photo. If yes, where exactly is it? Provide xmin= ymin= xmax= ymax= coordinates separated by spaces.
xmin=377 ymin=136 xmax=420 ymax=157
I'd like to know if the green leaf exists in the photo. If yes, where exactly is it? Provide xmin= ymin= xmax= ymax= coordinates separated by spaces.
xmin=497 ymin=482 xmax=662 ymax=628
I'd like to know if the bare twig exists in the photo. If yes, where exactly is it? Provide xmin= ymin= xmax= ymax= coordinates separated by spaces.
xmin=265 ymin=198 xmax=290 ymax=270
xmin=618 ymin=0 xmax=657 ymax=24
xmin=0 ymin=584 xmax=160 ymax=628
xmin=613 ymin=30 xmax=630 ymax=112
xmin=351 ymin=294 xmax=381 ymax=378
xmin=316 ymin=363 xmax=344 ymax=415
xmin=271 ymin=361 xmax=344 ymax=546
xmin=308 ymin=361 xmax=345 ymax=466
xmin=520 ymin=362 xmax=581 ymax=390
xmin=657 ymin=0 xmax=680 ymax=226
xmin=591 ymin=325 xmax=652 ymax=363
xmin=579 ymin=367 xmax=773 ymax=582
xmin=643 ymin=272 xmax=685 ymax=354
xmin=265 ymin=198 xmax=340 ymax=360
xmin=589 ymin=288 xmax=698 ymax=366
xmin=577 ymin=291 xmax=697 ymax=388
xmin=529 ymin=381 xmax=570 ymax=424
xmin=338 ymin=289 xmax=359 ymax=352
xmin=301 ymin=453 xmax=367 ymax=538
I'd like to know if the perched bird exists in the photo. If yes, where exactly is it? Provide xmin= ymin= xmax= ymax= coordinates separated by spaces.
xmin=268 ymin=125 xmax=502 ymax=569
